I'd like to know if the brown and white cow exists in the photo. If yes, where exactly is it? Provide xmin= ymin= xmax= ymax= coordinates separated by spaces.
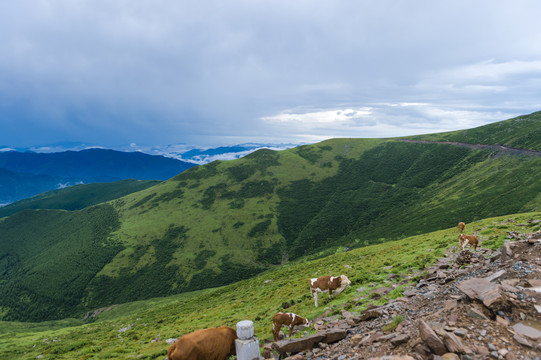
xmin=458 ymin=222 xmax=465 ymax=233
xmin=166 ymin=326 xmax=237 ymax=360
xmin=309 ymin=275 xmax=351 ymax=307
xmin=458 ymin=234 xmax=479 ymax=252
xmin=272 ymin=312 xmax=310 ymax=341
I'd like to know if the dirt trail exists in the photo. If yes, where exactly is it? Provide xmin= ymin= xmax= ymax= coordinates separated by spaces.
xmin=399 ymin=139 xmax=541 ymax=157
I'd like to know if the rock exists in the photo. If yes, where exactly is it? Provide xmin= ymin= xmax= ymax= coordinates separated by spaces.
xmin=271 ymin=334 xmax=325 ymax=353
xmin=447 ymin=313 xmax=457 ymax=327
xmin=284 ymin=355 xmax=305 ymax=360
xmin=502 ymin=243 xmax=514 ymax=261
xmin=373 ymin=287 xmax=394 ymax=295
xmin=413 ymin=343 xmax=432 ymax=359
xmin=350 ymin=334 xmax=365 ymax=345
xmin=485 ymin=270 xmax=506 ymax=282
xmin=466 ymin=306 xmax=490 ymax=320
xmin=341 ymin=310 xmax=354 ymax=319
xmin=361 ymin=332 xmax=384 ymax=346
xmin=368 ymin=357 xmax=415 ymax=360
xmin=403 ymin=290 xmax=418 ymax=297
xmin=390 ymin=334 xmax=410 ymax=346
xmin=441 ymin=354 xmax=460 ymax=360
xmin=512 ymin=334 xmax=532 ymax=347
xmin=319 ymin=328 xmax=348 ymax=343
xmin=442 ymin=331 xmax=465 ymax=354
xmin=496 ymin=315 xmax=511 ymax=326
xmin=418 ymin=320 xmax=447 ymax=355
xmin=476 ymin=344 xmax=489 ymax=356
xmin=456 ymin=278 xmax=505 ymax=310
xmin=359 ymin=308 xmax=385 ymax=321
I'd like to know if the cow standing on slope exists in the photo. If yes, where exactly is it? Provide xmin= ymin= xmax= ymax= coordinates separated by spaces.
xmin=458 ymin=222 xmax=466 ymax=233
xmin=309 ymin=275 xmax=351 ymax=307
xmin=272 ymin=312 xmax=310 ymax=341
xmin=458 ymin=233 xmax=479 ymax=252
xmin=166 ymin=326 xmax=237 ymax=360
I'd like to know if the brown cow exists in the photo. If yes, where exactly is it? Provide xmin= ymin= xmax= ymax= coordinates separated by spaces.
xmin=272 ymin=312 xmax=310 ymax=341
xmin=166 ymin=326 xmax=237 ymax=360
xmin=309 ymin=275 xmax=351 ymax=307
xmin=458 ymin=222 xmax=466 ymax=233
xmin=458 ymin=234 xmax=479 ymax=252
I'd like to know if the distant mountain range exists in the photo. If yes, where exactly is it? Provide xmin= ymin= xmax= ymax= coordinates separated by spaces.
xmin=0 ymin=142 xmax=299 ymax=164
xmin=0 ymin=143 xmax=298 ymax=205
xmin=0 ymin=148 xmax=195 ymax=204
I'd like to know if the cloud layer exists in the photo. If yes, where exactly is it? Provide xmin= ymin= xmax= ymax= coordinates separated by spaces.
xmin=1 ymin=1 xmax=541 ymax=147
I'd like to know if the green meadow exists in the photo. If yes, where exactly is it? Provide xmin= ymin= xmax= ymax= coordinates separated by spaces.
xmin=1 ymin=211 xmax=539 ymax=360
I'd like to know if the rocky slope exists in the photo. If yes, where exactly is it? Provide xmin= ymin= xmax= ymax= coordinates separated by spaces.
xmin=268 ymin=222 xmax=541 ymax=360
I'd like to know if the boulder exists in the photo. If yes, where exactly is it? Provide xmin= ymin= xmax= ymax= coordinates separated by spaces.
xmin=418 ymin=320 xmax=447 ymax=355
xmin=390 ymin=334 xmax=410 ymax=346
xmin=271 ymin=334 xmax=325 ymax=353
xmin=319 ymin=328 xmax=348 ymax=343
xmin=284 ymin=355 xmax=305 ymax=360
xmin=442 ymin=331 xmax=465 ymax=354
xmin=271 ymin=328 xmax=347 ymax=355
xmin=456 ymin=278 xmax=506 ymax=310
xmin=359 ymin=308 xmax=385 ymax=321
xmin=501 ymin=243 xmax=514 ymax=261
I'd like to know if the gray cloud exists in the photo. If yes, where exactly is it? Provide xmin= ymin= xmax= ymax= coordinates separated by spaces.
xmin=1 ymin=1 xmax=541 ymax=147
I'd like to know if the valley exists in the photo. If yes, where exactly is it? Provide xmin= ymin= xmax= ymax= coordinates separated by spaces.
xmin=0 ymin=111 xmax=540 ymax=358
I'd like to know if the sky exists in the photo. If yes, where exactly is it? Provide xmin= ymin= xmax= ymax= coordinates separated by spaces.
xmin=1 ymin=0 xmax=541 ymax=150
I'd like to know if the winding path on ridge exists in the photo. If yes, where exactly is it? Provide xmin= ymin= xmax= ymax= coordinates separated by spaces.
xmin=399 ymin=139 xmax=541 ymax=157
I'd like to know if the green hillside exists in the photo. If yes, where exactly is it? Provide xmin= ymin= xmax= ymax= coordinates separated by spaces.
xmin=0 ymin=179 xmax=160 ymax=218
xmin=406 ymin=110 xmax=541 ymax=150
xmin=0 ymin=211 xmax=539 ymax=359
xmin=1 ymin=112 xmax=541 ymax=322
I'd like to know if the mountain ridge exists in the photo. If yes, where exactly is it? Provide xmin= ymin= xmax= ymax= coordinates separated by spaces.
xmin=1 ymin=112 xmax=541 ymax=322
xmin=0 ymin=148 xmax=195 ymax=203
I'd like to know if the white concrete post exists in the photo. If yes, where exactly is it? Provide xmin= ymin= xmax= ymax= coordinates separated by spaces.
xmin=235 ymin=320 xmax=261 ymax=360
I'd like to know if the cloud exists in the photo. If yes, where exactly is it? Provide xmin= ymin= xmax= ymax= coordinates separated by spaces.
xmin=1 ymin=1 xmax=541 ymax=147
xmin=262 ymin=108 xmax=372 ymax=125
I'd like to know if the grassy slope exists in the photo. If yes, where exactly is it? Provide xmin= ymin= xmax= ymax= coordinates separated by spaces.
xmin=405 ymin=110 xmax=541 ymax=150
xmin=0 ymin=179 xmax=160 ymax=218
xmin=2 ymin=132 xmax=541 ymax=321
xmin=1 ymin=111 xmax=541 ymax=322
xmin=1 ymin=211 xmax=539 ymax=360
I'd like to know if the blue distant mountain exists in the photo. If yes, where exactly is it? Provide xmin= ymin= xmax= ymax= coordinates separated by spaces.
xmin=0 ymin=148 xmax=196 ymax=204
xmin=176 ymin=143 xmax=299 ymax=164
xmin=181 ymin=145 xmax=253 ymax=158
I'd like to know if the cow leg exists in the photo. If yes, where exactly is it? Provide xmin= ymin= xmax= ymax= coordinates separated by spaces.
xmin=314 ymin=292 xmax=319 ymax=307
xmin=288 ymin=325 xmax=294 ymax=337
xmin=329 ymin=289 xmax=333 ymax=297
xmin=273 ymin=323 xmax=281 ymax=341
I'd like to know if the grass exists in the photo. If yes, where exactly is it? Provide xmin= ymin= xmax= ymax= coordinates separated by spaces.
xmin=1 ymin=210 xmax=539 ymax=359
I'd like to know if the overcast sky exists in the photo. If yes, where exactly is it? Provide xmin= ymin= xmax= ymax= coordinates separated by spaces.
xmin=1 ymin=1 xmax=541 ymax=149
